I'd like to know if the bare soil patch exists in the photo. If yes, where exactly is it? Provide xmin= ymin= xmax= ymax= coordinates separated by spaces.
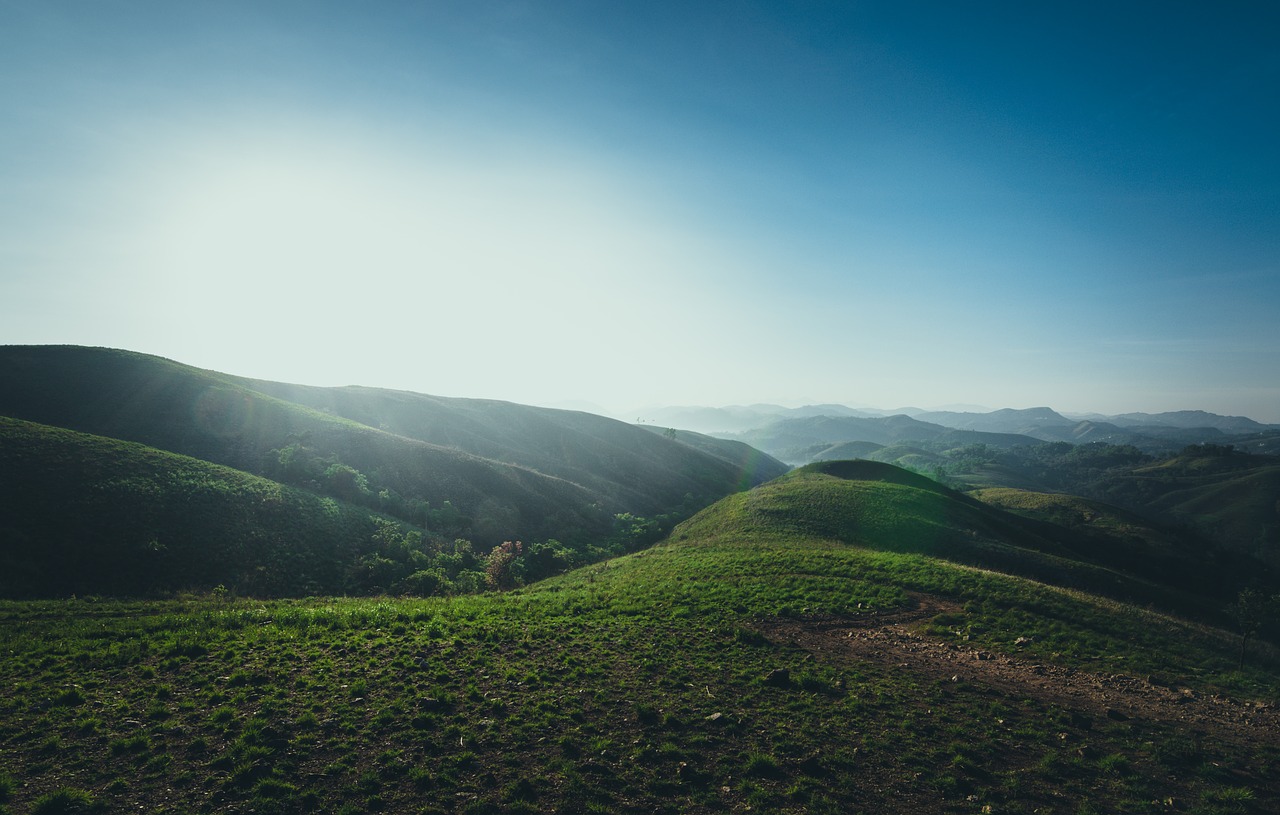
xmin=757 ymin=593 xmax=1280 ymax=749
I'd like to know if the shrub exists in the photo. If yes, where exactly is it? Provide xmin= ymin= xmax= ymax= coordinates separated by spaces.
xmin=744 ymin=752 xmax=784 ymax=779
xmin=31 ymin=787 xmax=97 ymax=814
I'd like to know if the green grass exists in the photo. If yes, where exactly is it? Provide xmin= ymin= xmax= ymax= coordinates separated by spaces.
xmin=1 ymin=532 xmax=1276 ymax=812
xmin=1 ymin=461 xmax=1277 ymax=813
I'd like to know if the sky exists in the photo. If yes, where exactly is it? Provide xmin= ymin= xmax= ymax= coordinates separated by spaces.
xmin=2 ymin=1 xmax=1278 ymax=422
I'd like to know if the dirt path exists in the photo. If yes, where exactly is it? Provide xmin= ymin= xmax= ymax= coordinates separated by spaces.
xmin=757 ymin=594 xmax=1280 ymax=748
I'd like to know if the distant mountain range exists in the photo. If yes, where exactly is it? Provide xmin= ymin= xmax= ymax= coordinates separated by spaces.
xmin=640 ymin=404 xmax=1280 ymax=461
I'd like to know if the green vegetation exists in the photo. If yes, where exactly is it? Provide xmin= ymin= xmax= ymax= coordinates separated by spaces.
xmin=0 ymin=346 xmax=788 ymax=599
xmin=2 ymin=346 xmax=1278 ymax=811
xmin=0 ymin=417 xmax=697 ymax=598
xmin=0 ymin=345 xmax=787 ymax=555
xmin=815 ymin=440 xmax=1279 ymax=596
xmin=1 ymin=460 xmax=1277 ymax=813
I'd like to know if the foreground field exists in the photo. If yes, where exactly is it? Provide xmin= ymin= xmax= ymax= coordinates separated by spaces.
xmin=2 ymin=468 xmax=1278 ymax=814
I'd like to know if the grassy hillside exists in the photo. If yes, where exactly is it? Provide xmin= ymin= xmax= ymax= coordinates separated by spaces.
xmin=0 ymin=417 xmax=426 ymax=597
xmin=0 ymin=346 xmax=780 ymax=550
xmin=867 ymin=441 xmax=1280 ymax=581
xmin=677 ymin=461 xmax=1242 ymax=617
xmin=229 ymin=379 xmax=789 ymax=511
xmin=968 ymin=487 xmax=1256 ymax=604
xmin=1 ymin=462 xmax=1276 ymax=814
xmin=1117 ymin=451 xmax=1280 ymax=565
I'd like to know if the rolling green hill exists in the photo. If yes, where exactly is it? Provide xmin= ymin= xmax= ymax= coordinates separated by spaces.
xmin=0 ymin=417 xmax=380 ymax=597
xmin=0 ymin=346 xmax=786 ymax=562
xmin=1 ymin=460 xmax=1276 ymax=814
xmin=949 ymin=444 xmax=1280 ymax=577
xmin=968 ymin=486 xmax=1253 ymax=603
xmin=227 ymin=377 xmax=788 ymax=509
xmin=1118 ymin=450 xmax=1280 ymax=563
xmin=674 ymin=460 xmax=1251 ymax=617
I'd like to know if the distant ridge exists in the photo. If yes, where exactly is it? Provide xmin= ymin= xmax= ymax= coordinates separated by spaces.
xmin=1107 ymin=410 xmax=1271 ymax=434
xmin=638 ymin=401 xmax=1279 ymax=458
xmin=641 ymin=402 xmax=1276 ymax=437
xmin=727 ymin=414 xmax=1040 ymax=464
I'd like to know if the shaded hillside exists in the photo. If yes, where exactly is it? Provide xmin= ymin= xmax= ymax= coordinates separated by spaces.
xmin=968 ymin=486 xmax=1255 ymax=602
xmin=4 ymin=461 xmax=1276 ymax=814
xmin=1094 ymin=448 xmax=1280 ymax=569
xmin=0 ymin=416 xmax=764 ymax=599
xmin=0 ymin=417 xmax=382 ymax=597
xmin=0 ymin=346 xmax=777 ymax=546
xmin=945 ymin=443 xmax=1280 ymax=577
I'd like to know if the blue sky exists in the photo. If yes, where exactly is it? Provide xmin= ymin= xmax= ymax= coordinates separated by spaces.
xmin=2 ymin=1 xmax=1278 ymax=421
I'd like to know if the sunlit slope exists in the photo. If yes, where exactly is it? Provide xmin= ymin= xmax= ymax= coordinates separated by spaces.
xmin=232 ymin=378 xmax=790 ymax=500
xmin=671 ymin=460 xmax=1216 ymax=615
xmin=0 ymin=417 xmax=380 ymax=597
xmin=0 ymin=346 xmax=779 ymax=543
xmin=0 ymin=347 xmax=605 ymax=543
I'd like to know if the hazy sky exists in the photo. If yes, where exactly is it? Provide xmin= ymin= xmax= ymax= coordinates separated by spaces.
xmin=3 ymin=2 xmax=1278 ymax=421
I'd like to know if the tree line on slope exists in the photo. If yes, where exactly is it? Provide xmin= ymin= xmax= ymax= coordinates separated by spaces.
xmin=0 ymin=417 xmax=677 ymax=599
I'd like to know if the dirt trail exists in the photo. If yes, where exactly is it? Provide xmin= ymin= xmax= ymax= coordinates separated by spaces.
xmin=757 ymin=594 xmax=1280 ymax=748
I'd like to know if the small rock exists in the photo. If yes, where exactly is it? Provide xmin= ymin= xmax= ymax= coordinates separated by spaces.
xmin=705 ymin=712 xmax=723 ymax=722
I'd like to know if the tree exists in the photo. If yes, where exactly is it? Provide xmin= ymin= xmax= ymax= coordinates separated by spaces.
xmin=324 ymin=462 xmax=370 ymax=502
xmin=1227 ymin=588 xmax=1278 ymax=670
xmin=514 ymin=539 xmax=576 ymax=583
xmin=485 ymin=540 xmax=523 ymax=590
